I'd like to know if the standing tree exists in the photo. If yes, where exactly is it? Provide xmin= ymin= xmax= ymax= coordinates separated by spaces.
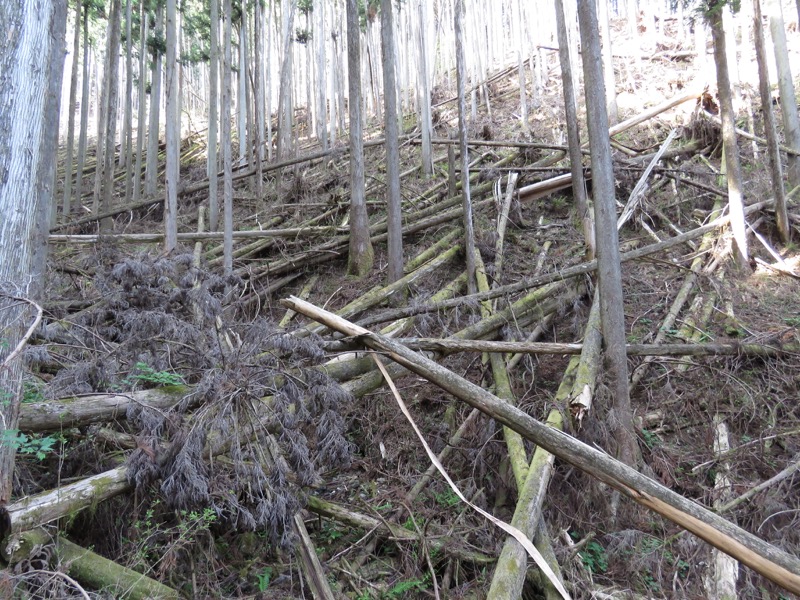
xmin=74 ymin=0 xmax=93 ymax=211
xmin=133 ymin=0 xmax=149 ymax=202
xmin=417 ymin=0 xmax=433 ymax=176
xmin=222 ymin=0 xmax=234 ymax=273
xmin=0 ymin=0 xmax=58 ymax=513
xmin=577 ymin=0 xmax=640 ymax=469
xmin=165 ymin=0 xmax=180 ymax=251
xmin=277 ymin=0 xmax=296 ymax=158
xmin=766 ymin=0 xmax=800 ymax=189
xmin=314 ymin=0 xmax=328 ymax=150
xmin=63 ymin=0 xmax=82 ymax=219
xmin=707 ymin=0 xmax=748 ymax=267
xmin=145 ymin=3 xmax=164 ymax=198
xmin=208 ymin=0 xmax=220 ymax=229
xmin=753 ymin=0 xmax=790 ymax=243
xmin=381 ymin=0 xmax=403 ymax=285
xmin=455 ymin=0 xmax=476 ymax=293
xmin=123 ymin=0 xmax=134 ymax=205
xmin=346 ymin=0 xmax=374 ymax=277
xmin=98 ymin=0 xmax=122 ymax=231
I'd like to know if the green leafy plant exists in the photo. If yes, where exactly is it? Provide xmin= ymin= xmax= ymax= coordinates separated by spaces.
xmin=255 ymin=567 xmax=273 ymax=592
xmin=0 ymin=430 xmax=59 ymax=460
xmin=385 ymin=577 xmax=428 ymax=598
xmin=125 ymin=362 xmax=184 ymax=387
xmin=433 ymin=489 xmax=459 ymax=508
xmin=579 ymin=540 xmax=608 ymax=574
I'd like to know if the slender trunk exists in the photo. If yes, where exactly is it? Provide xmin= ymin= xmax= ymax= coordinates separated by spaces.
xmin=266 ymin=0 xmax=273 ymax=161
xmin=254 ymin=0 xmax=264 ymax=199
xmin=133 ymin=0 xmax=148 ymax=202
xmin=123 ymin=0 xmax=134 ymax=204
xmin=74 ymin=8 xmax=91 ymax=211
xmin=346 ymin=0 xmax=373 ymax=277
xmin=164 ymin=0 xmax=179 ymax=250
xmin=99 ymin=0 xmax=122 ymax=232
xmin=767 ymin=0 xmax=800 ymax=188
xmin=277 ymin=0 xmax=296 ymax=158
xmin=315 ymin=0 xmax=328 ymax=149
xmin=209 ymin=0 xmax=220 ymax=229
xmin=455 ymin=0 xmax=476 ymax=294
xmin=753 ymin=0 xmax=789 ymax=243
xmin=555 ymin=0 xmax=593 ymax=255
xmin=145 ymin=4 xmax=164 ymax=197
xmin=63 ymin=0 xmax=82 ymax=219
xmin=577 ymin=0 xmax=640 ymax=469
xmin=598 ymin=0 xmax=618 ymax=124
xmin=237 ymin=7 xmax=248 ymax=161
xmin=381 ymin=0 xmax=403 ymax=285
xmin=418 ymin=0 xmax=433 ymax=176
xmin=223 ymin=0 xmax=234 ymax=272
xmin=709 ymin=4 xmax=748 ymax=267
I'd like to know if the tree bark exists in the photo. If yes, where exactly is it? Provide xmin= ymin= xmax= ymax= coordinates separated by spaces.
xmin=753 ymin=0 xmax=790 ymax=243
xmin=208 ymin=0 xmax=220 ymax=230
xmin=709 ymin=2 xmax=749 ymax=267
xmin=455 ymin=0 xmax=477 ymax=294
xmin=165 ymin=0 xmax=180 ymax=251
xmin=145 ymin=3 xmax=164 ymax=198
xmin=0 ymin=0 xmax=56 ymax=514
xmin=346 ymin=0 xmax=374 ymax=277
xmin=381 ymin=0 xmax=404 ymax=286
xmin=766 ymin=0 xmax=800 ymax=189
xmin=123 ymin=0 xmax=134 ymax=207
xmin=223 ymin=0 xmax=234 ymax=273
xmin=62 ymin=0 xmax=82 ymax=219
xmin=277 ymin=0 xmax=296 ymax=158
xmin=74 ymin=7 xmax=91 ymax=210
xmin=577 ymin=0 xmax=640 ymax=468
xmin=133 ymin=0 xmax=148 ymax=202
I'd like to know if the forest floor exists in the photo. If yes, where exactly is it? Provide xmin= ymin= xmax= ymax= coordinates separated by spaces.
xmin=9 ymin=15 xmax=800 ymax=600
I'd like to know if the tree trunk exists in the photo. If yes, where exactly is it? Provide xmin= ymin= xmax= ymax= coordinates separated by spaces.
xmin=709 ymin=2 xmax=748 ymax=267
xmin=254 ymin=0 xmax=265 ymax=199
xmin=418 ymin=0 xmax=433 ymax=176
xmin=165 ymin=0 xmax=180 ymax=251
xmin=0 ymin=0 xmax=56 ymax=512
xmin=577 ymin=0 xmax=640 ymax=468
xmin=455 ymin=0 xmax=477 ymax=294
xmin=555 ymin=0 xmax=593 ymax=256
xmin=62 ymin=0 xmax=82 ymax=219
xmin=381 ymin=0 xmax=404 ymax=285
xmin=145 ymin=4 xmax=164 ymax=197
xmin=133 ymin=0 xmax=148 ymax=202
xmin=208 ymin=0 xmax=220 ymax=230
xmin=753 ymin=0 xmax=790 ymax=243
xmin=74 ymin=8 xmax=91 ymax=212
xmin=99 ymin=0 xmax=122 ymax=233
xmin=315 ymin=0 xmax=328 ymax=149
xmin=223 ymin=0 xmax=234 ymax=273
xmin=767 ymin=0 xmax=800 ymax=189
xmin=598 ymin=0 xmax=618 ymax=125
xmin=122 ymin=0 xmax=134 ymax=205
xmin=277 ymin=0 xmax=296 ymax=158
xmin=346 ymin=0 xmax=374 ymax=277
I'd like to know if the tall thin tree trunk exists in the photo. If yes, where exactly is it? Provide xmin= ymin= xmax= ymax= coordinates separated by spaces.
xmin=145 ymin=4 xmax=164 ymax=197
xmin=223 ymin=0 xmax=234 ymax=273
xmin=577 ymin=0 xmax=640 ymax=469
xmin=99 ymin=0 xmax=122 ymax=231
xmin=254 ymin=0 xmax=264 ymax=199
xmin=555 ymin=0 xmax=593 ymax=256
xmin=346 ymin=0 xmax=374 ymax=277
xmin=277 ymin=0 xmax=296 ymax=158
xmin=133 ymin=0 xmax=148 ymax=202
xmin=455 ymin=0 xmax=476 ymax=294
xmin=209 ymin=0 xmax=220 ymax=229
xmin=767 ymin=0 xmax=800 ymax=188
xmin=123 ymin=0 xmax=134 ymax=204
xmin=74 ymin=8 xmax=91 ymax=212
xmin=598 ymin=0 xmax=618 ymax=124
xmin=709 ymin=2 xmax=748 ymax=267
xmin=164 ymin=0 xmax=179 ymax=251
xmin=266 ymin=0 xmax=274 ymax=161
xmin=418 ymin=0 xmax=433 ymax=176
xmin=381 ymin=0 xmax=404 ymax=286
xmin=63 ymin=0 xmax=82 ymax=219
xmin=315 ymin=0 xmax=328 ymax=149
xmin=754 ymin=0 xmax=789 ymax=243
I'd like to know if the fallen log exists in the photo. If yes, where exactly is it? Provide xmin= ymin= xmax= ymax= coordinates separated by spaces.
xmin=282 ymin=296 xmax=800 ymax=596
xmin=2 ymin=527 xmax=179 ymax=599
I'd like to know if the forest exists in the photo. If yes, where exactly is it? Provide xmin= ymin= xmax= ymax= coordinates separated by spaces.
xmin=1 ymin=0 xmax=800 ymax=597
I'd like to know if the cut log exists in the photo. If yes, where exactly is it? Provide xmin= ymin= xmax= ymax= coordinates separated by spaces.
xmin=282 ymin=296 xmax=800 ymax=596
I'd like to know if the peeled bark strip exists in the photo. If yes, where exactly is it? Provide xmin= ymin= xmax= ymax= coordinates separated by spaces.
xmin=282 ymin=296 xmax=800 ymax=596
xmin=3 ymin=527 xmax=178 ymax=599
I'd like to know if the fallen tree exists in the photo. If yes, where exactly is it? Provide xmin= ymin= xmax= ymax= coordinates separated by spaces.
xmin=282 ymin=295 xmax=800 ymax=596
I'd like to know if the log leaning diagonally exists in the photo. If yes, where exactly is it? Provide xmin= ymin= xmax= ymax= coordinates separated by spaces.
xmin=281 ymin=296 xmax=800 ymax=596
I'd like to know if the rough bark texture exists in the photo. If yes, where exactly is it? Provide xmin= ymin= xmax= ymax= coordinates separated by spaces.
xmin=0 ymin=0 xmax=55 ymax=510
xmin=222 ymin=0 xmax=234 ymax=272
xmin=753 ymin=0 xmax=790 ymax=243
xmin=74 ymin=7 xmax=91 ymax=208
xmin=346 ymin=0 xmax=373 ymax=277
xmin=577 ymin=0 xmax=640 ymax=468
xmin=145 ymin=4 xmax=164 ymax=197
xmin=62 ymin=0 xmax=81 ymax=218
xmin=381 ymin=0 xmax=404 ymax=285
xmin=767 ymin=0 xmax=800 ymax=189
xmin=164 ymin=0 xmax=179 ymax=251
xmin=208 ymin=0 xmax=220 ymax=230
xmin=455 ymin=0 xmax=477 ymax=294
xmin=709 ymin=3 xmax=748 ymax=267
